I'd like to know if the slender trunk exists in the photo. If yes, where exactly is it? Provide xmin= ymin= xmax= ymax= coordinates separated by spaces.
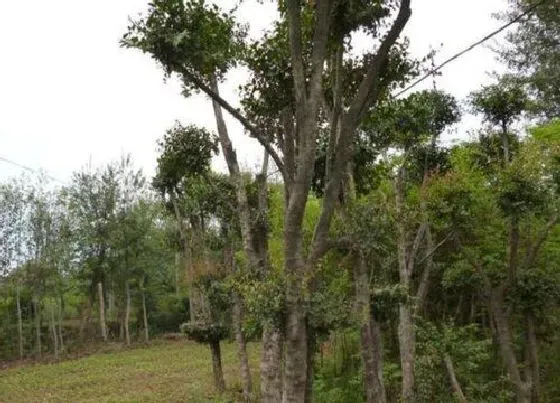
xmin=415 ymin=226 xmax=433 ymax=317
xmin=396 ymin=167 xmax=415 ymax=403
xmin=261 ymin=326 xmax=283 ymax=403
xmin=232 ymin=292 xmax=252 ymax=401
xmin=142 ymin=287 xmax=149 ymax=343
xmin=175 ymin=251 xmax=181 ymax=296
xmin=501 ymin=121 xmax=510 ymax=164
xmin=209 ymin=339 xmax=226 ymax=392
xmin=125 ymin=281 xmax=131 ymax=346
xmin=444 ymin=353 xmax=467 ymax=403
xmin=355 ymin=255 xmax=386 ymax=403
xmin=488 ymin=288 xmax=530 ymax=403
xmin=50 ymin=304 xmax=59 ymax=360
xmin=16 ymin=286 xmax=24 ymax=360
xmin=79 ymin=297 xmax=92 ymax=340
xmin=525 ymin=312 xmax=539 ymax=403
xmin=98 ymin=282 xmax=107 ymax=342
xmin=34 ymin=296 xmax=41 ymax=358
xmin=58 ymin=295 xmax=64 ymax=352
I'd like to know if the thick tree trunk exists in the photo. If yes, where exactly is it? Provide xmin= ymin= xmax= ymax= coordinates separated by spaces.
xmin=261 ymin=326 xmax=283 ymax=403
xmin=355 ymin=256 xmax=386 ymax=403
xmin=16 ymin=286 xmax=24 ymax=360
xmin=50 ymin=304 xmax=59 ymax=360
xmin=283 ymin=299 xmax=307 ymax=403
xmin=444 ymin=353 xmax=467 ymax=403
xmin=125 ymin=281 xmax=131 ymax=346
xmin=142 ymin=288 xmax=149 ymax=342
xmin=525 ymin=312 xmax=539 ymax=403
xmin=98 ymin=282 xmax=107 ymax=342
xmin=34 ymin=297 xmax=41 ymax=358
xmin=488 ymin=288 xmax=531 ymax=403
xmin=209 ymin=339 xmax=226 ymax=392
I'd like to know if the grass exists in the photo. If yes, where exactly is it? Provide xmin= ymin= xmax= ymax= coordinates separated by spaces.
xmin=0 ymin=340 xmax=260 ymax=402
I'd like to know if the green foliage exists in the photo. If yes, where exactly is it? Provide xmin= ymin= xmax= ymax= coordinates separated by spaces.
xmin=122 ymin=0 xmax=246 ymax=89
xmin=469 ymin=82 xmax=528 ymax=127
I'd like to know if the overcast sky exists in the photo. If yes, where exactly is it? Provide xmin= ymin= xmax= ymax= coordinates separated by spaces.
xmin=0 ymin=0 xmax=510 ymax=184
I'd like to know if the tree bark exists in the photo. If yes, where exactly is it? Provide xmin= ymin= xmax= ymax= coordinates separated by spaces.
xmin=50 ymin=304 xmax=59 ymax=360
xmin=34 ymin=296 xmax=41 ymax=358
xmin=232 ymin=291 xmax=252 ymax=400
xmin=488 ymin=288 xmax=530 ymax=403
xmin=125 ymin=281 xmax=131 ymax=346
xmin=355 ymin=255 xmax=386 ymax=403
xmin=175 ymin=251 xmax=181 ymax=296
xmin=261 ymin=326 xmax=283 ymax=403
xmin=58 ymin=295 xmax=64 ymax=352
xmin=142 ymin=287 xmax=149 ymax=343
xmin=98 ymin=282 xmax=107 ymax=342
xmin=444 ymin=353 xmax=467 ymax=403
xmin=395 ymin=167 xmax=415 ymax=403
xmin=16 ymin=286 xmax=24 ymax=360
xmin=525 ymin=312 xmax=539 ymax=403
xmin=209 ymin=339 xmax=226 ymax=392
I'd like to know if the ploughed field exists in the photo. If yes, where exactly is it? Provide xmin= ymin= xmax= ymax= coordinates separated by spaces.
xmin=0 ymin=340 xmax=260 ymax=402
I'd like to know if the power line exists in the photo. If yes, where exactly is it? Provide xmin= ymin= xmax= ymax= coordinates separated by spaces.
xmin=0 ymin=155 xmax=67 ymax=185
xmin=393 ymin=0 xmax=547 ymax=98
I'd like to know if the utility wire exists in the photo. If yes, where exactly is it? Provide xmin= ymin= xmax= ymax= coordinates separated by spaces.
xmin=393 ymin=0 xmax=547 ymax=98
xmin=0 ymin=155 xmax=67 ymax=185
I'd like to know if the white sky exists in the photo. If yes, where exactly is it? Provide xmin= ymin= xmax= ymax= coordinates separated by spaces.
xmin=0 ymin=0 xmax=510 ymax=184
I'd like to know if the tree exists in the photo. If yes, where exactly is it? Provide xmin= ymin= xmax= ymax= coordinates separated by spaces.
xmin=123 ymin=1 xmax=412 ymax=399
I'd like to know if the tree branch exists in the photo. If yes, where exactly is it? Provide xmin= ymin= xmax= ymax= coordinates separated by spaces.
xmin=523 ymin=213 xmax=558 ymax=269
xmin=407 ymin=222 xmax=427 ymax=272
xmin=347 ymin=0 xmax=411 ymax=127
xmin=179 ymin=67 xmax=286 ymax=177
xmin=416 ymin=230 xmax=453 ymax=266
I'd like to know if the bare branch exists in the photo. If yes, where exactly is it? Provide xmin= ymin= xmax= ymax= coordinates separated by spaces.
xmin=417 ymin=231 xmax=453 ymax=266
xmin=408 ymin=222 xmax=427 ymax=272
xmin=179 ymin=67 xmax=286 ymax=177
xmin=347 ymin=0 xmax=411 ymax=127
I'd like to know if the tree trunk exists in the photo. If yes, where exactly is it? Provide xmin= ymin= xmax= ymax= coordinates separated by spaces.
xmin=58 ymin=295 xmax=64 ymax=352
xmin=283 ymin=270 xmax=308 ymax=403
xmin=261 ymin=326 xmax=283 ymax=403
xmin=395 ymin=167 xmax=415 ymax=403
xmin=525 ymin=312 xmax=539 ymax=403
xmin=488 ymin=288 xmax=531 ymax=403
xmin=232 ymin=292 xmax=252 ymax=401
xmin=50 ymin=304 xmax=59 ymax=360
xmin=444 ymin=353 xmax=467 ymax=403
xmin=209 ymin=339 xmax=226 ymax=392
xmin=142 ymin=287 xmax=149 ymax=343
xmin=175 ymin=251 xmax=181 ymax=296
xmin=16 ymin=286 xmax=24 ymax=360
xmin=34 ymin=296 xmax=41 ymax=358
xmin=305 ymin=325 xmax=315 ymax=403
xmin=98 ymin=282 xmax=107 ymax=342
xmin=125 ymin=281 xmax=131 ymax=346
xmin=79 ymin=297 xmax=92 ymax=340
xmin=355 ymin=256 xmax=386 ymax=403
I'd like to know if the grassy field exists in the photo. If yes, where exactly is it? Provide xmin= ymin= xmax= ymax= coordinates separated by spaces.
xmin=0 ymin=340 xmax=260 ymax=402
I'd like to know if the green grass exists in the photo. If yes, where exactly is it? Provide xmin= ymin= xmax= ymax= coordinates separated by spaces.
xmin=0 ymin=340 xmax=260 ymax=402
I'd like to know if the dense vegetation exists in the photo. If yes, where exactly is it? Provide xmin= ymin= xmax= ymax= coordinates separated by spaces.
xmin=1 ymin=0 xmax=559 ymax=402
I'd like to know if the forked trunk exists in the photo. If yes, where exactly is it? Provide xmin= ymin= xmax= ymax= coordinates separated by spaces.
xmin=261 ymin=326 xmax=283 ymax=403
xmin=98 ymin=282 xmax=107 ymax=342
xmin=209 ymin=339 xmax=225 ymax=392
xmin=125 ymin=281 xmax=131 ymax=346
xmin=16 ymin=286 xmax=23 ymax=360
